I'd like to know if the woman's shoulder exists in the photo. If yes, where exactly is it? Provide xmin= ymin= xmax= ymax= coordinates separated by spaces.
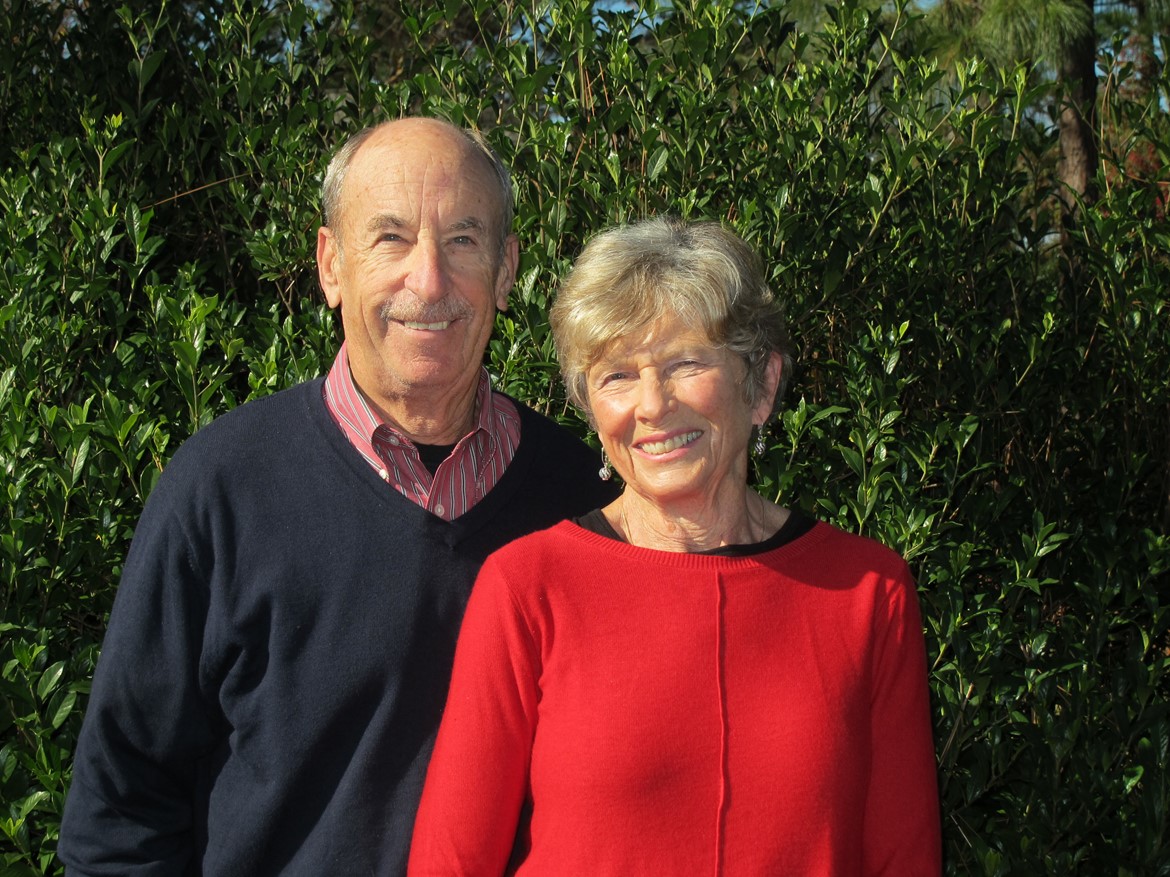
xmin=470 ymin=520 xmax=626 ymax=623
xmin=486 ymin=518 xmax=610 ymax=568
xmin=784 ymin=518 xmax=913 ymax=583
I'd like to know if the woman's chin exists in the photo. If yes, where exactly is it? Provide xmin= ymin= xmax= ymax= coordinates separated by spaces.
xmin=625 ymin=471 xmax=726 ymax=510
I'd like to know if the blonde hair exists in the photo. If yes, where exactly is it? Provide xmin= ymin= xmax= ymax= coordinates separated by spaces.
xmin=551 ymin=216 xmax=794 ymax=418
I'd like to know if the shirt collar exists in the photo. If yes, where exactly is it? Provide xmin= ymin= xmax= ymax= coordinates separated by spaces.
xmin=324 ymin=340 xmax=498 ymax=455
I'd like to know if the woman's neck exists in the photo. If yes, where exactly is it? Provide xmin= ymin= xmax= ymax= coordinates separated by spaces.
xmin=605 ymin=488 xmax=788 ymax=553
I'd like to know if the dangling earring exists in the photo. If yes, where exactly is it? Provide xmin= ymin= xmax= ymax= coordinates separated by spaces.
xmin=753 ymin=425 xmax=767 ymax=458
xmin=598 ymin=450 xmax=613 ymax=482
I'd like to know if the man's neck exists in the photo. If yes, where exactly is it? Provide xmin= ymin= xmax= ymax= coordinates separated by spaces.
xmin=363 ymin=376 xmax=482 ymax=446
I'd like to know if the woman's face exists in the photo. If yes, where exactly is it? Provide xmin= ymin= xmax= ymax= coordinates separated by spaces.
xmin=585 ymin=313 xmax=780 ymax=510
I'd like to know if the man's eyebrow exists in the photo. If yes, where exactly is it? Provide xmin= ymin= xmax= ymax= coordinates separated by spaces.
xmin=365 ymin=213 xmax=408 ymax=234
xmin=361 ymin=215 xmax=489 ymax=235
xmin=448 ymin=217 xmax=488 ymax=234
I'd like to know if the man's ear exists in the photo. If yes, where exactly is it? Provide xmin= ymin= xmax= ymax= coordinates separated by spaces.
xmin=494 ymin=234 xmax=520 ymax=312
xmin=317 ymin=226 xmax=343 ymax=310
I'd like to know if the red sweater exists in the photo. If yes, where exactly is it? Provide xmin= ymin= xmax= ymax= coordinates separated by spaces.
xmin=408 ymin=519 xmax=941 ymax=876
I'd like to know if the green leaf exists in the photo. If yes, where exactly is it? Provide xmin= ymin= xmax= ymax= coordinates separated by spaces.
xmin=36 ymin=661 xmax=65 ymax=702
xmin=137 ymin=51 xmax=166 ymax=90
xmin=648 ymin=146 xmax=669 ymax=181
xmin=48 ymin=688 xmax=78 ymax=730
xmin=173 ymin=340 xmax=199 ymax=371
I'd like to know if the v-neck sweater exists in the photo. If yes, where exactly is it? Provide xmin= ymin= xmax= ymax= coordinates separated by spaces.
xmin=59 ymin=378 xmax=617 ymax=876
xmin=409 ymin=519 xmax=941 ymax=876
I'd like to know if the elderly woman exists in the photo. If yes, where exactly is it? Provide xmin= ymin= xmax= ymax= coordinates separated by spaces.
xmin=408 ymin=217 xmax=941 ymax=875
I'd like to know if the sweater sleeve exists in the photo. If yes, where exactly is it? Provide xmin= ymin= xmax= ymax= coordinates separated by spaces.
xmin=58 ymin=488 xmax=221 ymax=876
xmin=863 ymin=563 xmax=942 ymax=876
xmin=408 ymin=553 xmax=540 ymax=876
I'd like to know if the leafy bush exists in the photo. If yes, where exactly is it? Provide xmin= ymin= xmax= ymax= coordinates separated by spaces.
xmin=1 ymin=0 xmax=1166 ymax=874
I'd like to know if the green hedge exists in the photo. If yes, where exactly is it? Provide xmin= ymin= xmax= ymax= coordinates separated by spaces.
xmin=2 ymin=1 xmax=1167 ymax=873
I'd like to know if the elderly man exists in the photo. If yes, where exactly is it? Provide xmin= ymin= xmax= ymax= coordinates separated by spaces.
xmin=58 ymin=117 xmax=616 ymax=875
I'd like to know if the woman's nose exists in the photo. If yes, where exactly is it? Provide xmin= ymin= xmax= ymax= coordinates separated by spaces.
xmin=636 ymin=375 xmax=672 ymax=420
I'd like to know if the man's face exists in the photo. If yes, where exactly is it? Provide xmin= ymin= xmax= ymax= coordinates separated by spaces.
xmin=317 ymin=120 xmax=518 ymax=424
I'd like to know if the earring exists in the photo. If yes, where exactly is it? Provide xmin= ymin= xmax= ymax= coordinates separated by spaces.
xmin=753 ymin=426 xmax=767 ymax=458
xmin=598 ymin=450 xmax=613 ymax=482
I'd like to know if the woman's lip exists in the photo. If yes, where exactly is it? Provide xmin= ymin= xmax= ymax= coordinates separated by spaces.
xmin=635 ymin=430 xmax=703 ymax=456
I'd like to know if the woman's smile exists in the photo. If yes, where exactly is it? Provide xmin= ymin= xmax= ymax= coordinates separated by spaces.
xmin=585 ymin=314 xmax=771 ymax=512
xmin=635 ymin=430 xmax=703 ymax=456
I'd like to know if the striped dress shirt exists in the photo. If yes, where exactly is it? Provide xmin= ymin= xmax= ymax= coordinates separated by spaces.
xmin=322 ymin=342 xmax=521 ymax=521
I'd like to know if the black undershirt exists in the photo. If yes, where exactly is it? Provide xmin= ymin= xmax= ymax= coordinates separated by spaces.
xmin=415 ymin=443 xmax=456 ymax=476
xmin=574 ymin=506 xmax=816 ymax=557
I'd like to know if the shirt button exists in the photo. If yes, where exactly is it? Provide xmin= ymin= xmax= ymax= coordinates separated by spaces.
xmin=434 ymin=503 xmax=446 ymax=517
xmin=388 ymin=436 xmax=400 ymax=446
xmin=378 ymin=468 xmax=389 ymax=481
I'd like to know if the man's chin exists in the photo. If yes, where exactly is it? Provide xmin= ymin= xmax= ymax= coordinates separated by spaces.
xmin=385 ymin=362 xmax=478 ymax=395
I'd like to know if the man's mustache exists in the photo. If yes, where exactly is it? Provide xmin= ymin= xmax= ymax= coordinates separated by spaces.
xmin=380 ymin=296 xmax=475 ymax=324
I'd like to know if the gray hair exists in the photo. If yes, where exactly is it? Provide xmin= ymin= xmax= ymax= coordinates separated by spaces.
xmin=320 ymin=119 xmax=514 ymax=254
xmin=550 ymin=215 xmax=794 ymax=418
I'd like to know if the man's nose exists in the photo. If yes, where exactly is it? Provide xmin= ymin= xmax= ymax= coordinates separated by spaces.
xmin=404 ymin=239 xmax=448 ymax=301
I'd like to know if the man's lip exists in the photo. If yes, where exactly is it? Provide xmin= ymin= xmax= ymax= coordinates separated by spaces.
xmin=396 ymin=319 xmax=453 ymax=331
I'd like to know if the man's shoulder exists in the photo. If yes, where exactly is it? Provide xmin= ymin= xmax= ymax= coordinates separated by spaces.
xmin=175 ymin=379 xmax=323 ymax=456
xmin=150 ymin=379 xmax=327 ymax=498
xmin=508 ymin=396 xmax=591 ymax=453
xmin=500 ymin=396 xmax=617 ymax=516
xmin=508 ymin=397 xmax=608 ymax=481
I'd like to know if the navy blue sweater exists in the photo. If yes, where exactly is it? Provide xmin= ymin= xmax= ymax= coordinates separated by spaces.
xmin=59 ymin=379 xmax=616 ymax=876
